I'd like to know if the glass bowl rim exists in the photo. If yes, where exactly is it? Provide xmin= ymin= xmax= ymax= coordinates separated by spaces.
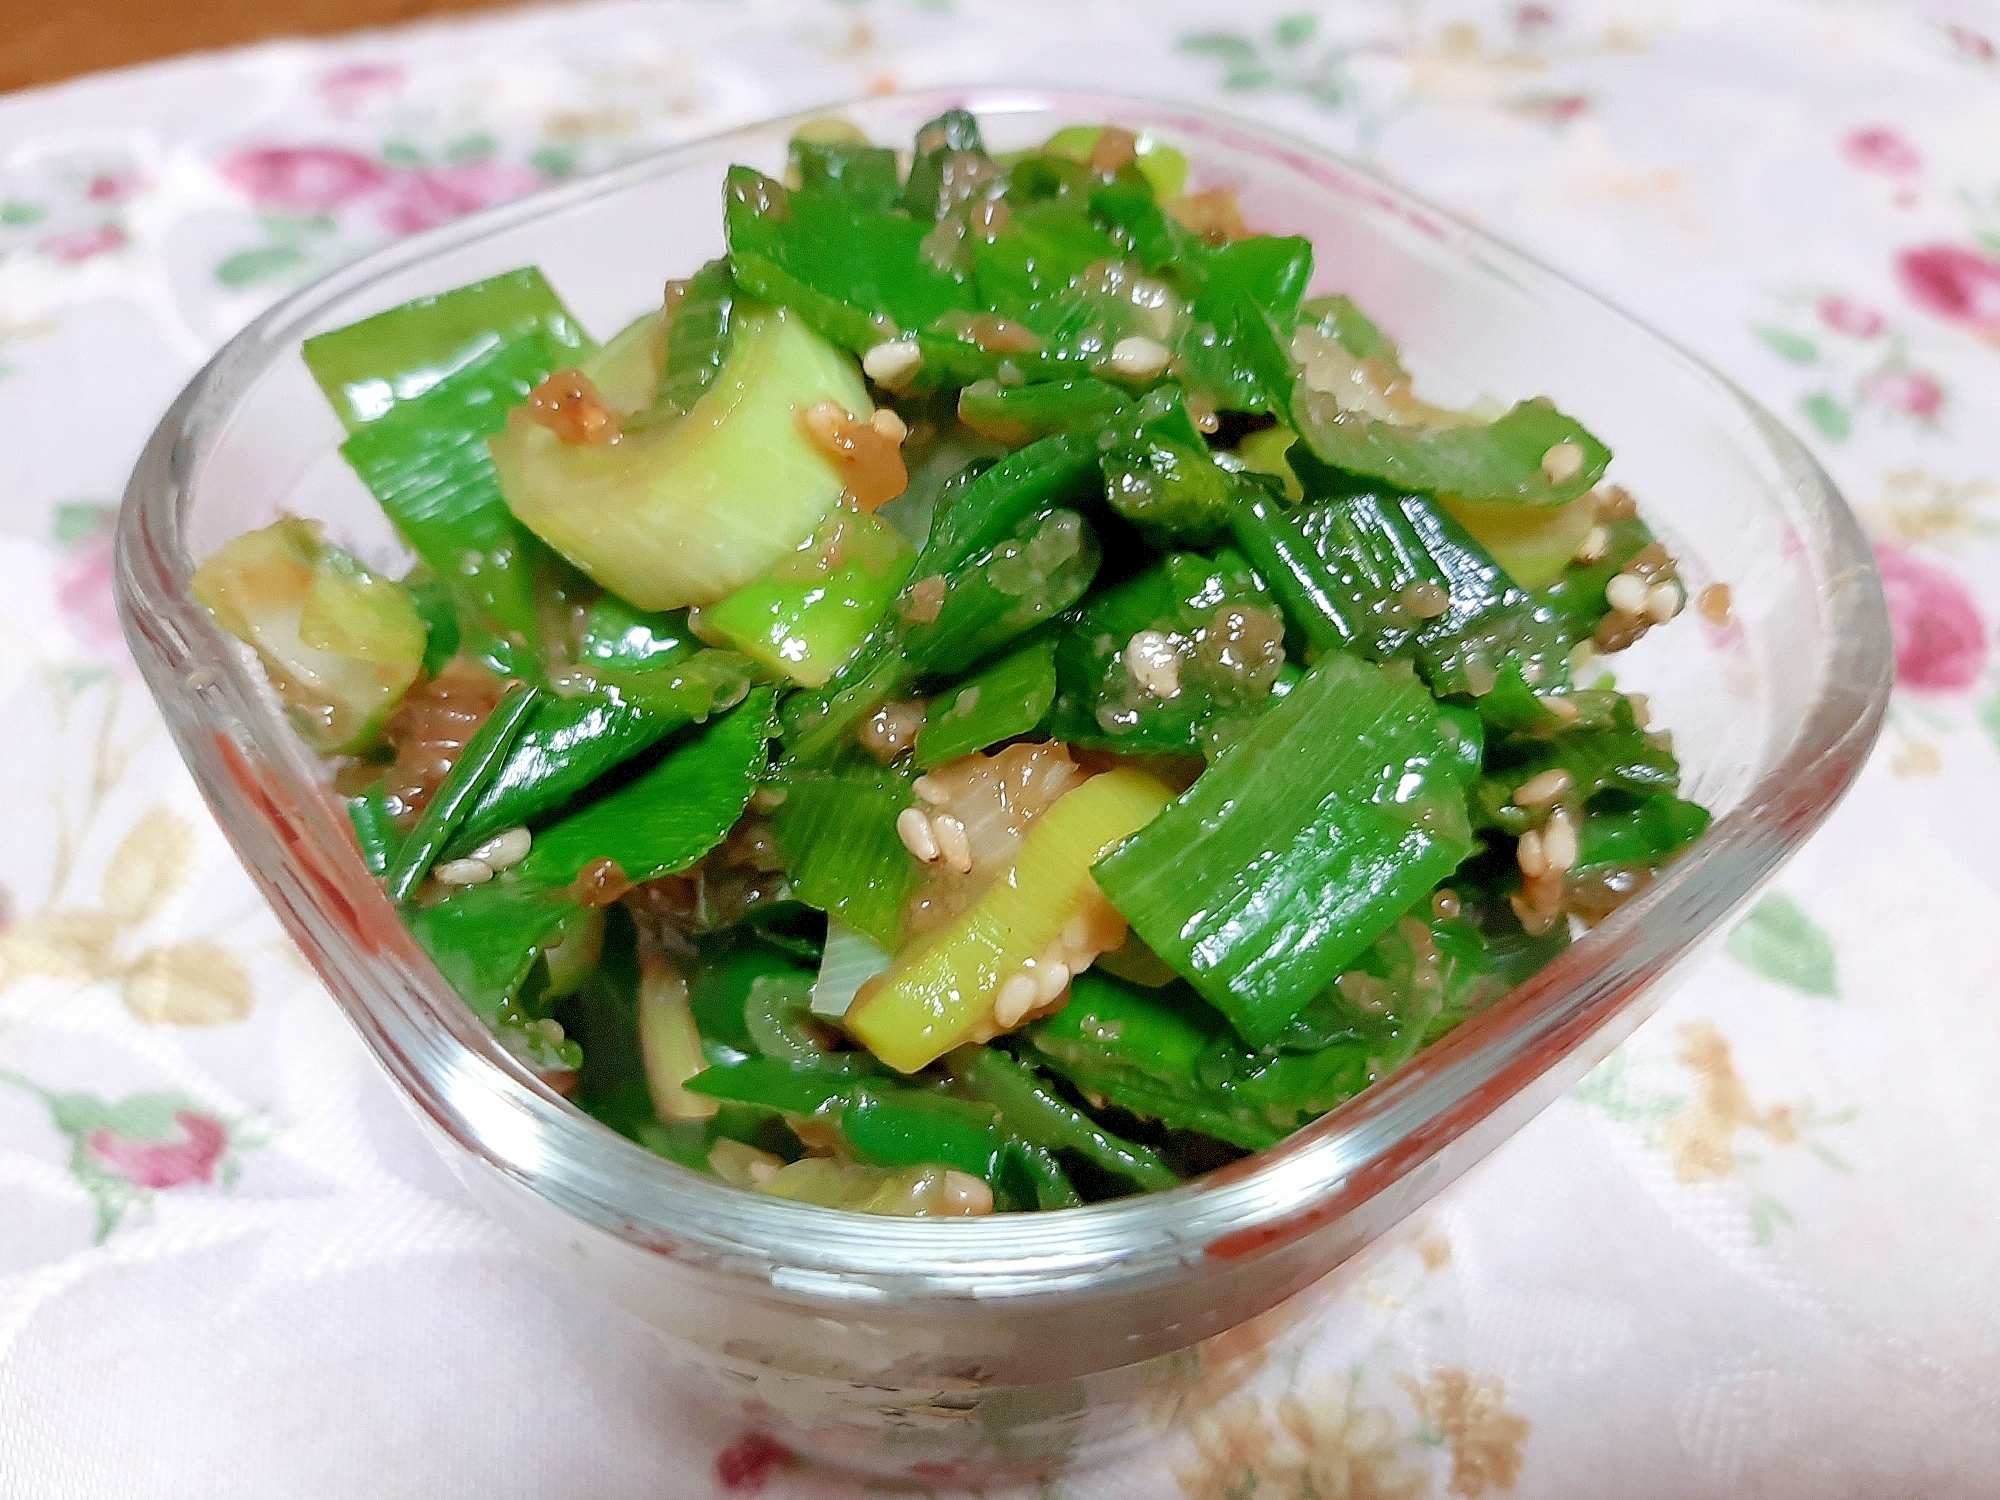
xmin=115 ymin=84 xmax=1893 ymax=1305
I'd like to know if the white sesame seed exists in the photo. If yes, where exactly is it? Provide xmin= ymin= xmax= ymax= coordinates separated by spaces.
xmin=932 ymin=813 xmax=973 ymax=874
xmin=993 ymin=971 xmax=1040 ymax=1028
xmin=862 ymin=339 xmax=923 ymax=387
xmin=468 ymin=826 xmax=532 ymax=871
xmin=1516 ymin=830 xmax=1549 ymax=880
xmin=911 ymin=774 xmax=950 ymax=805
xmin=434 ymin=857 xmax=494 ymax=887
xmin=1576 ymin=525 xmax=1609 ymax=563
xmin=1542 ymin=806 xmax=1578 ymax=874
xmin=1697 ymin=582 xmax=1733 ymax=626
xmin=1644 ymin=580 xmax=1682 ymax=623
xmin=1036 ymin=960 xmax=1072 ymax=1004
xmin=801 ymin=399 xmax=847 ymax=450
xmin=1510 ymin=891 xmax=1561 ymax=936
xmin=896 ymin=807 xmax=940 ymax=863
xmin=1605 ymin=573 xmax=1649 ymax=616
xmin=1108 ymin=335 xmax=1171 ymax=382
xmin=1538 ymin=694 xmax=1580 ymax=723
xmin=1627 ymin=692 xmax=1652 ymax=729
xmin=940 ymin=1169 xmax=994 ymax=1215
xmin=1401 ymin=581 xmax=1451 ymax=619
xmin=1512 ymin=768 xmax=1575 ymax=808
xmin=1125 ymin=629 xmax=1181 ymax=699
xmin=870 ymin=407 xmax=908 ymax=443
xmin=1541 ymin=442 xmax=1584 ymax=485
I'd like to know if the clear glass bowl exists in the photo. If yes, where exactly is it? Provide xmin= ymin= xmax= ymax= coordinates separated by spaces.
xmin=115 ymin=88 xmax=1890 ymax=1482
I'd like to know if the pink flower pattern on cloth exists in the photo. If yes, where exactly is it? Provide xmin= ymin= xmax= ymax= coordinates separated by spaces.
xmin=1814 ymin=295 xmax=1883 ymax=338
xmin=1858 ymin=367 xmax=1944 ymax=421
xmin=220 ymin=144 xmax=391 ymax=213
xmin=1897 ymin=245 xmax=2000 ymax=338
xmin=372 ymin=159 xmax=546 ymax=235
xmin=55 ymin=537 xmax=122 ymax=654
xmin=1875 ymin=542 xmax=1989 ymax=693
xmin=1840 ymin=125 xmax=1922 ymax=178
xmin=220 ymin=143 xmax=546 ymax=238
xmin=86 ymin=1109 xmax=230 ymax=1190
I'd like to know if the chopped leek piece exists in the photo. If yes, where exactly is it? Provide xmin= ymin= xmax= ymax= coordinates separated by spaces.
xmin=577 ymin=594 xmax=695 ymax=668
xmin=902 ymin=508 xmax=1100 ymax=680
xmin=633 ymin=258 xmax=735 ymax=426
xmin=1441 ymin=492 xmax=1597 ymax=592
xmin=790 ymin=131 xmax=901 ymax=209
xmin=902 ymin=108 xmax=989 ymax=222
xmin=1297 ymin=294 xmax=1407 ymax=380
xmin=1238 ymin=303 xmax=1611 ymax=506
xmin=846 ymin=768 xmax=1174 ymax=1073
xmin=384 ymin=683 xmax=541 ymax=902
xmin=698 ymin=508 xmax=917 ymax=688
xmin=583 ymin=309 xmax=666 ymax=415
xmin=191 ymin=517 xmax=426 ymax=755
xmin=517 ymin=688 xmax=775 ymax=888
xmin=952 ymin=1046 xmax=1178 ymax=1191
xmin=1101 ymin=434 xmax=1238 ymax=546
xmin=1046 ymin=547 xmax=1285 ymax=756
xmin=1573 ymin=795 xmax=1710 ymax=877
xmin=302 ymin=267 xmax=589 ymax=433
xmin=348 ymin=785 xmax=399 ymax=877
xmin=409 ymin=873 xmax=585 ymax=1024
xmin=726 ymin=164 xmax=978 ymax=357
xmin=1039 ymin=124 xmax=1190 ymax=197
xmin=915 ymin=635 xmax=1059 ymax=768
xmin=445 ymin=689 xmax=697 ymax=860
xmin=1094 ymin=652 xmax=1479 ymax=1047
xmin=811 ymin=919 xmax=893 ymax=1021
xmin=640 ymin=952 xmax=718 ymax=1121
xmin=767 ymin=757 xmax=918 ymax=950
xmin=409 ymin=694 xmax=772 ymax=1019
xmin=1026 ymin=972 xmax=1288 ymax=1150
xmin=491 ymin=303 xmax=873 ymax=610
xmin=840 ymin=1091 xmax=1004 ymax=1183
xmin=1234 ymin=426 xmax=1304 ymax=500
xmin=958 ymin=378 xmax=1129 ymax=446
xmin=338 ymin=330 xmax=569 ymax=650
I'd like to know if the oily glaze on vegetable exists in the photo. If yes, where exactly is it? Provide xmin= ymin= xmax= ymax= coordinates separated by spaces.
xmin=193 ymin=114 xmax=1709 ymax=1217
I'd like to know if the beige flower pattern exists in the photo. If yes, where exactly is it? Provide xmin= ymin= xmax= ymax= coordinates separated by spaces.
xmin=1401 ymin=1370 xmax=1532 ymax=1499
xmin=0 ymin=803 xmax=253 ymax=1026
xmin=1176 ymin=1379 xmax=1428 ymax=1500
xmin=1573 ymin=1022 xmax=1857 ymax=1244
xmin=1865 ymin=468 xmax=1997 ymax=549
xmin=1174 ymin=1364 xmax=1530 ymax=1500
xmin=1658 ymin=1022 xmax=1800 ymax=1183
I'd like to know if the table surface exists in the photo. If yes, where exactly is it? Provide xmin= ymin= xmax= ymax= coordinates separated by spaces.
xmin=6 ymin=0 xmax=527 ymax=93
xmin=3 ymin=2 xmax=1998 ymax=1496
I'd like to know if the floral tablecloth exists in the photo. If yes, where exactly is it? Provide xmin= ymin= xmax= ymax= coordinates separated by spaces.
xmin=3 ymin=1 xmax=1997 ymax=1495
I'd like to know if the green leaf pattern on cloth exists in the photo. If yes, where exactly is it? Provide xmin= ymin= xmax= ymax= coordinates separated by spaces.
xmin=0 ymin=1072 xmax=268 ymax=1241
xmin=1726 ymin=891 xmax=1840 ymax=998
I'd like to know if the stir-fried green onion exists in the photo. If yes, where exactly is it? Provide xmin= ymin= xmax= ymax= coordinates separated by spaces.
xmin=193 ymin=109 xmax=1707 ymax=1216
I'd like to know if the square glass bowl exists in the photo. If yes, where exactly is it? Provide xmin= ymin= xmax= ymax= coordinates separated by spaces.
xmin=115 ymin=88 xmax=1890 ymax=1481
